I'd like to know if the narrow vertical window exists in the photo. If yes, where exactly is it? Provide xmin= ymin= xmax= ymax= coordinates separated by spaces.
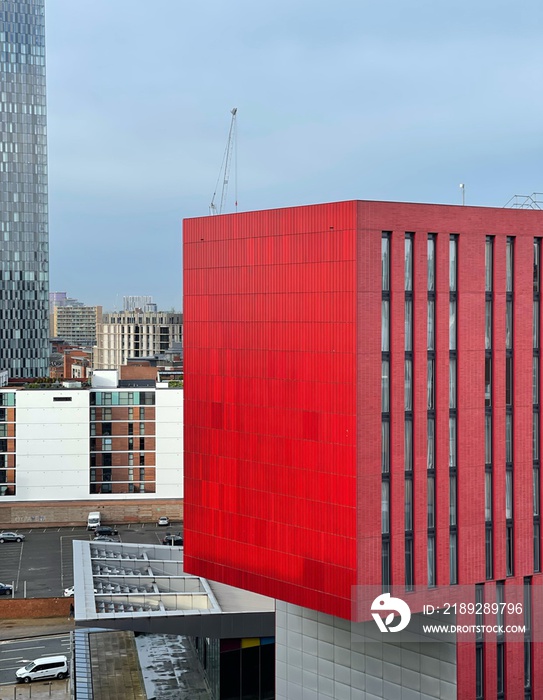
xmin=485 ymin=300 xmax=492 ymax=350
xmin=485 ymin=237 xmax=493 ymax=293
xmin=449 ymin=237 xmax=457 ymax=291
xmin=533 ymin=361 xmax=539 ymax=405
xmin=505 ymin=356 xmax=512 ymax=407
xmin=381 ymin=360 xmax=389 ymax=412
xmin=381 ymin=481 xmax=390 ymax=534
xmin=427 ymin=535 xmax=436 ymax=587
xmin=449 ymin=418 xmax=457 ymax=468
xmin=506 ymin=300 xmax=513 ymax=350
xmin=485 ymin=471 xmax=492 ymax=522
xmin=506 ymin=470 xmax=513 ymax=520
xmin=427 ymin=417 xmax=435 ymax=469
xmin=485 ymin=356 xmax=492 ymax=407
xmin=485 ymin=414 xmax=492 ymax=465
xmin=449 ymin=300 xmax=456 ymax=351
xmin=405 ymin=299 xmax=412 ymax=352
xmin=506 ymin=237 xmax=514 ymax=293
xmin=405 ymin=419 xmax=413 ymax=472
xmin=404 ymin=359 xmax=412 ymax=411
xmin=427 ymin=359 xmax=434 ymax=409
xmin=427 ymin=236 xmax=435 ymax=292
xmin=381 ymin=300 xmax=389 ymax=352
xmin=427 ymin=299 xmax=435 ymax=351
xmin=534 ymin=300 xmax=539 ymax=350
xmin=449 ymin=359 xmax=457 ymax=409
xmin=449 ymin=532 xmax=458 ymax=585
xmin=449 ymin=474 xmax=457 ymax=527
xmin=381 ymin=236 xmax=390 ymax=291
xmin=381 ymin=421 xmax=390 ymax=473
xmin=405 ymin=235 xmax=413 ymax=292
xmin=427 ymin=475 xmax=435 ymax=528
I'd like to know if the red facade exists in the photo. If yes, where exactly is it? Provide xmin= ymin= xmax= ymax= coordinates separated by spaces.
xmin=184 ymin=200 xmax=543 ymax=697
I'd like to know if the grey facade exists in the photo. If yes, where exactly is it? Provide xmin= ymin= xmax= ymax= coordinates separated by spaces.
xmin=0 ymin=0 xmax=49 ymax=377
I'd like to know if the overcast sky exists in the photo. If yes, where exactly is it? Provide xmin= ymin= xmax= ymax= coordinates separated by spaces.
xmin=45 ymin=0 xmax=543 ymax=311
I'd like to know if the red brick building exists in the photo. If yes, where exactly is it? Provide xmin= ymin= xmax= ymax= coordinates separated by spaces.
xmin=184 ymin=201 xmax=543 ymax=698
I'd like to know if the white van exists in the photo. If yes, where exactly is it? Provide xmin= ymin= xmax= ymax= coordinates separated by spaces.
xmin=87 ymin=511 xmax=101 ymax=530
xmin=16 ymin=655 xmax=68 ymax=683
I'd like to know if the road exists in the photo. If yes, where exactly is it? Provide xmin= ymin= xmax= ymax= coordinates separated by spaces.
xmin=0 ymin=522 xmax=184 ymax=598
xmin=0 ymin=634 xmax=71 ymax=685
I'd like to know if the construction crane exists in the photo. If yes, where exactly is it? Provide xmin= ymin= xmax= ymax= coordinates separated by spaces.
xmin=209 ymin=107 xmax=237 ymax=215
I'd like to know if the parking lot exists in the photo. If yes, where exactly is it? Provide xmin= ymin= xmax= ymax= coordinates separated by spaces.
xmin=0 ymin=522 xmax=184 ymax=598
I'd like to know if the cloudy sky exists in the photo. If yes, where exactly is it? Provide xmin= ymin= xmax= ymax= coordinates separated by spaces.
xmin=45 ymin=0 xmax=543 ymax=311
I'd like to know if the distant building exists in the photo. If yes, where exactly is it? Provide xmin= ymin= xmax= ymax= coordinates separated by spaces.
xmin=94 ymin=311 xmax=183 ymax=370
xmin=123 ymin=296 xmax=154 ymax=312
xmin=0 ymin=1 xmax=50 ymax=378
xmin=53 ymin=305 xmax=103 ymax=346
xmin=0 ymin=371 xmax=183 ymax=512
xmin=49 ymin=292 xmax=85 ymax=336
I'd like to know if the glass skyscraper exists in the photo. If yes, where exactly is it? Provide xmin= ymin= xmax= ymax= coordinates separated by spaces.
xmin=0 ymin=0 xmax=49 ymax=377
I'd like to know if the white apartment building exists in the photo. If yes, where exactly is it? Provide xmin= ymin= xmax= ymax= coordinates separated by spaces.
xmin=0 ymin=372 xmax=183 ymax=503
xmin=94 ymin=311 xmax=183 ymax=370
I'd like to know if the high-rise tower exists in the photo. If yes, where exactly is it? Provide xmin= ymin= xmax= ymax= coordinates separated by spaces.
xmin=0 ymin=0 xmax=49 ymax=377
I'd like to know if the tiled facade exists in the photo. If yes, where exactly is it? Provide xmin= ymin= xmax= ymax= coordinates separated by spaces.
xmin=184 ymin=200 xmax=543 ymax=698
xmin=276 ymin=603 xmax=456 ymax=700
xmin=0 ymin=0 xmax=50 ymax=377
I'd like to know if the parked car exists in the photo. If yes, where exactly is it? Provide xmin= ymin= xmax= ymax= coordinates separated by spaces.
xmin=16 ymin=655 xmax=69 ymax=683
xmin=157 ymin=516 xmax=170 ymax=527
xmin=64 ymin=585 xmax=97 ymax=597
xmin=93 ymin=526 xmax=118 ymax=538
xmin=0 ymin=531 xmax=25 ymax=543
xmin=162 ymin=533 xmax=183 ymax=546
xmin=0 ymin=582 xmax=13 ymax=595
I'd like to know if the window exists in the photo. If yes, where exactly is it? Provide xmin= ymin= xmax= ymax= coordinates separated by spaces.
xmin=450 ymin=532 xmax=458 ymax=585
xmin=102 ymin=438 xmax=111 ymax=451
xmin=450 ymin=474 xmax=457 ymax=527
xmin=485 ymin=236 xmax=492 ymax=292
xmin=381 ymin=235 xmax=390 ymax=291
xmin=506 ymin=237 xmax=514 ymax=293
xmin=506 ymin=413 xmax=513 ymax=464
xmin=405 ymin=299 xmax=412 ymax=352
xmin=405 ymin=419 xmax=412 ymax=472
xmin=128 ymin=423 xmax=133 ymax=435
xmin=534 ymin=361 xmax=539 ymax=405
xmin=506 ymin=470 xmax=513 ymax=520
xmin=485 ymin=300 xmax=492 ymax=350
xmin=534 ymin=300 xmax=540 ymax=350
xmin=449 ymin=359 xmax=457 ymax=409
xmin=450 ymin=237 xmax=457 ymax=292
xmin=405 ymin=478 xmax=413 ymax=531
xmin=449 ymin=418 xmax=457 ymax=468
xmin=427 ymin=236 xmax=435 ymax=292
xmin=427 ymin=359 xmax=434 ymax=409
xmin=534 ymin=413 xmax=540 ymax=462
xmin=427 ymin=300 xmax=435 ymax=351
xmin=405 ymin=359 xmax=412 ymax=411
xmin=534 ymin=521 xmax=540 ymax=573
xmin=381 ymin=300 xmax=389 ymax=352
xmin=381 ymin=481 xmax=389 ymax=534
xmin=405 ymin=536 xmax=414 ymax=591
xmin=534 ymin=467 xmax=540 ymax=517
xmin=506 ymin=301 xmax=513 ymax=350
xmin=382 ymin=539 xmax=390 ymax=590
xmin=140 ymin=423 xmax=145 ymax=435
xmin=449 ymin=300 xmax=456 ymax=350
xmin=485 ymin=414 xmax=492 ymax=465
xmin=506 ymin=524 xmax=514 ymax=576
xmin=381 ymin=421 xmax=389 ymax=473
xmin=428 ymin=535 xmax=436 ymax=587
xmin=381 ymin=360 xmax=389 ymax=412
xmin=405 ymin=235 xmax=413 ymax=292
xmin=427 ymin=418 xmax=435 ymax=470
xmin=427 ymin=475 xmax=435 ymax=528
xmin=534 ymin=239 xmax=540 ymax=294
xmin=485 ymin=526 xmax=493 ymax=580
xmin=501 ymin=355 xmax=511 ymax=406
xmin=140 ymin=437 xmax=145 ymax=451
xmin=485 ymin=471 xmax=492 ymax=522
xmin=485 ymin=356 xmax=492 ymax=407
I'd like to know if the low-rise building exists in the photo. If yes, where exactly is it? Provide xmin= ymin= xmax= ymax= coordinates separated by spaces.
xmin=0 ymin=370 xmax=182 ymax=522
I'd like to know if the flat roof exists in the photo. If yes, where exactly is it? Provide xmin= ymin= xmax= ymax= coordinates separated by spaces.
xmin=73 ymin=540 xmax=274 ymax=639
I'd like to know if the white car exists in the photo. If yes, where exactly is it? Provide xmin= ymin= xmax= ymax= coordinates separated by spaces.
xmin=157 ymin=516 xmax=170 ymax=526
xmin=64 ymin=585 xmax=97 ymax=597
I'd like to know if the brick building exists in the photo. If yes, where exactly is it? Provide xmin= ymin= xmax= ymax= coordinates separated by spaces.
xmin=184 ymin=200 xmax=543 ymax=699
